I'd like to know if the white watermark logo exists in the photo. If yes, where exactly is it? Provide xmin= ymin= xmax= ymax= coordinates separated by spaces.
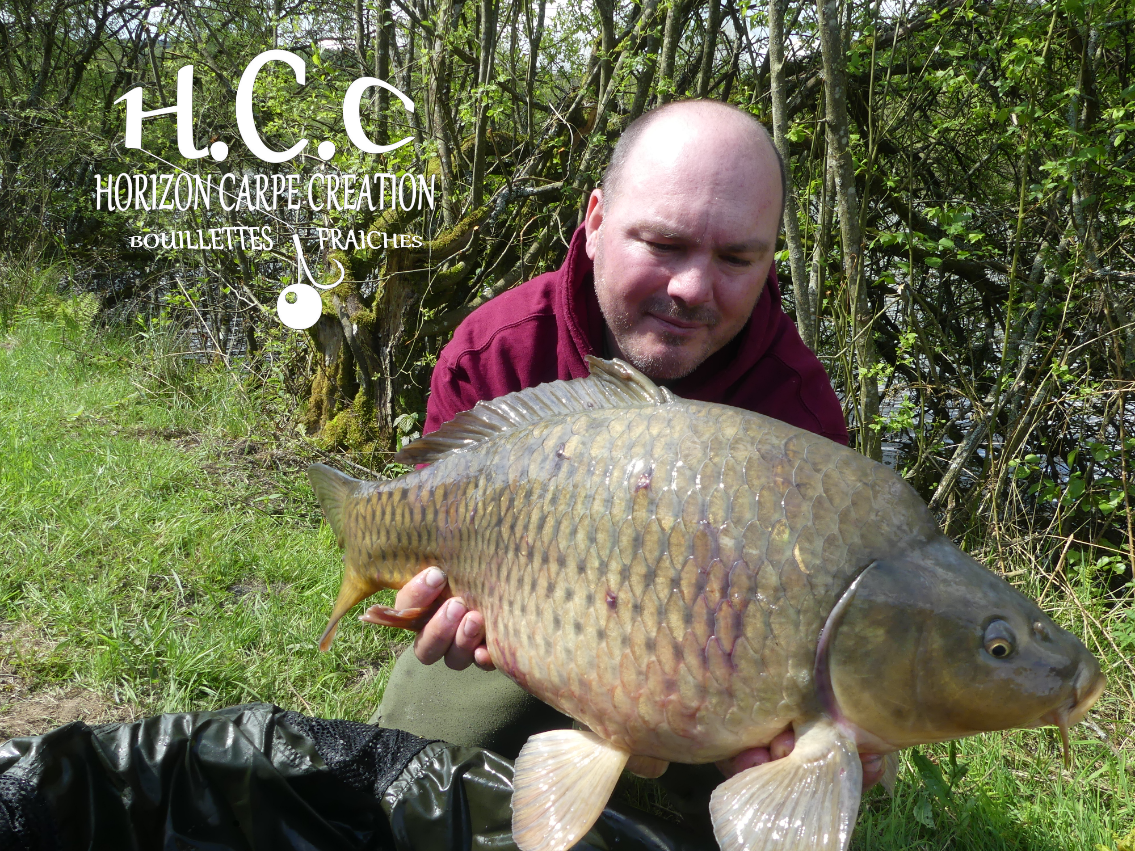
xmin=104 ymin=49 xmax=434 ymax=331
xmin=114 ymin=49 xmax=415 ymax=164
xmin=277 ymin=235 xmax=345 ymax=330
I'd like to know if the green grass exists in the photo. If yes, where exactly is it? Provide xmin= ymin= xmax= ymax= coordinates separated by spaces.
xmin=0 ymin=303 xmax=405 ymax=720
xmin=1 ymin=290 xmax=1132 ymax=849
xmin=854 ymin=734 xmax=1133 ymax=850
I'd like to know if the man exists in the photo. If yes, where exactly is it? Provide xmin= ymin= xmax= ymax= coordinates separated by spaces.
xmin=368 ymin=100 xmax=884 ymax=798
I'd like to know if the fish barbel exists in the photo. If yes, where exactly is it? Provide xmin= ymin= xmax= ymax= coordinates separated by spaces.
xmin=308 ymin=357 xmax=1104 ymax=851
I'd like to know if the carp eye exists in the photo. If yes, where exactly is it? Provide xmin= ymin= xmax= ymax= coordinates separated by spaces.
xmin=983 ymin=620 xmax=1016 ymax=659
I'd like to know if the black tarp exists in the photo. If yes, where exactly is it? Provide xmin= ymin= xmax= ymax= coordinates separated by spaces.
xmin=0 ymin=703 xmax=715 ymax=851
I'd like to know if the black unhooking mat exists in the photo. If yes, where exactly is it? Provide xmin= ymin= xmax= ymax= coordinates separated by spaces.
xmin=0 ymin=703 xmax=714 ymax=851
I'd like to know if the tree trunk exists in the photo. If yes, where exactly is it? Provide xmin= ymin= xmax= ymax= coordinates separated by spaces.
xmin=429 ymin=0 xmax=460 ymax=227
xmin=470 ymin=0 xmax=498 ymax=209
xmin=375 ymin=0 xmax=392 ymax=137
xmin=658 ymin=0 xmax=686 ymax=103
xmin=355 ymin=0 xmax=367 ymax=75
xmin=305 ymin=211 xmax=482 ymax=449
xmin=524 ymin=0 xmax=547 ymax=135
xmin=695 ymin=0 xmax=721 ymax=98
xmin=595 ymin=0 xmax=616 ymax=101
xmin=818 ymin=0 xmax=880 ymax=460
xmin=808 ymin=157 xmax=835 ymax=351
xmin=629 ymin=5 xmax=663 ymax=119
xmin=768 ymin=0 xmax=812 ymax=348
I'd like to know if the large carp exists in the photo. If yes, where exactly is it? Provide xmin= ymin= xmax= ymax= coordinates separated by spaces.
xmin=308 ymin=357 xmax=1104 ymax=851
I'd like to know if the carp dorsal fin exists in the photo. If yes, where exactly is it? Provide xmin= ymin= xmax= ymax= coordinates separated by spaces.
xmin=511 ymin=729 xmax=631 ymax=851
xmin=396 ymin=356 xmax=674 ymax=465
xmin=709 ymin=719 xmax=862 ymax=851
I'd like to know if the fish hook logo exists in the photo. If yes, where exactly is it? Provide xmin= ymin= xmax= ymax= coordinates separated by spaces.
xmin=277 ymin=235 xmax=345 ymax=329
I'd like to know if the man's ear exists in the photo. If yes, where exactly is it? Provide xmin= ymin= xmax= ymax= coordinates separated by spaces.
xmin=583 ymin=188 xmax=604 ymax=260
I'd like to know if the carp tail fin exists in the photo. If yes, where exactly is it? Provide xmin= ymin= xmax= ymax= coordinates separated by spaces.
xmin=709 ymin=719 xmax=862 ymax=851
xmin=307 ymin=463 xmax=357 ymax=547
xmin=511 ymin=729 xmax=630 ymax=851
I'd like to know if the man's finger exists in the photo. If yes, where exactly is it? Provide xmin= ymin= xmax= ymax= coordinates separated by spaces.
xmin=443 ymin=610 xmax=485 ymax=670
xmin=715 ymin=726 xmax=795 ymax=778
xmin=715 ymin=747 xmax=772 ymax=778
xmin=413 ymin=596 xmax=466 ymax=665
xmin=394 ymin=566 xmax=447 ymax=611
xmin=472 ymin=645 xmax=495 ymax=671
xmin=768 ymin=729 xmax=795 ymax=760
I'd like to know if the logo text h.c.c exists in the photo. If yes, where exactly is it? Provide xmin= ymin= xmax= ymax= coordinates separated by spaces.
xmin=115 ymin=49 xmax=415 ymax=164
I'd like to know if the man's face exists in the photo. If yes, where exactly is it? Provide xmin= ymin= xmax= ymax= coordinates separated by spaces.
xmin=584 ymin=118 xmax=782 ymax=381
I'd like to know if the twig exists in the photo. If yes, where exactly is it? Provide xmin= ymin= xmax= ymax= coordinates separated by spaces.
xmin=287 ymin=681 xmax=314 ymax=714
xmin=1063 ymin=582 xmax=1135 ymax=682
xmin=302 ymin=442 xmax=387 ymax=480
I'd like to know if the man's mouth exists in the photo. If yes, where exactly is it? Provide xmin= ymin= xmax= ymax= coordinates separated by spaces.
xmin=647 ymin=313 xmax=703 ymax=336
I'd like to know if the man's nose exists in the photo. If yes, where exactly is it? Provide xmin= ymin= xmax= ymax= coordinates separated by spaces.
xmin=666 ymin=257 xmax=714 ymax=306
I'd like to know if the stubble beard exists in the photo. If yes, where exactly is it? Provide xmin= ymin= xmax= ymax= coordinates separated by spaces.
xmin=594 ymin=265 xmax=721 ymax=382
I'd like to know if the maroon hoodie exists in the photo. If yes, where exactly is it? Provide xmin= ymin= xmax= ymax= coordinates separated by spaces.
xmin=424 ymin=225 xmax=848 ymax=445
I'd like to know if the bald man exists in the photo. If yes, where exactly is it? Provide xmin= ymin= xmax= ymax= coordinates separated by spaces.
xmin=367 ymin=101 xmax=882 ymax=816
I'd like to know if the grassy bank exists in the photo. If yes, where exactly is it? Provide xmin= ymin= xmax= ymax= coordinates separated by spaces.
xmin=0 ymin=286 xmax=1131 ymax=849
xmin=0 ymin=293 xmax=406 ymax=725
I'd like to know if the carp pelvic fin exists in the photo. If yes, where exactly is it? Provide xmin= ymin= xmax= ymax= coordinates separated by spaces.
xmin=319 ymin=566 xmax=382 ymax=651
xmin=396 ymin=357 xmax=674 ymax=465
xmin=881 ymin=752 xmax=900 ymax=796
xmin=511 ymin=729 xmax=630 ymax=851
xmin=709 ymin=720 xmax=862 ymax=851
xmin=358 ymin=604 xmax=432 ymax=630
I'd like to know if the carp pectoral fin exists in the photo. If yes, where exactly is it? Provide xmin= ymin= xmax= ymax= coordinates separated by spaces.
xmin=708 ymin=720 xmax=862 ymax=851
xmin=881 ymin=752 xmax=900 ymax=796
xmin=318 ymin=568 xmax=382 ymax=652
xmin=626 ymin=754 xmax=669 ymax=778
xmin=511 ymin=729 xmax=630 ymax=851
xmin=358 ymin=604 xmax=431 ymax=630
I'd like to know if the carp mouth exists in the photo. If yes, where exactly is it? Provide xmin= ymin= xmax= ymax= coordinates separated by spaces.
xmin=1039 ymin=664 xmax=1107 ymax=769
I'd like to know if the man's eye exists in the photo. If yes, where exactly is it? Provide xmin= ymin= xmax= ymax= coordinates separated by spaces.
xmin=647 ymin=241 xmax=678 ymax=252
xmin=721 ymin=254 xmax=753 ymax=267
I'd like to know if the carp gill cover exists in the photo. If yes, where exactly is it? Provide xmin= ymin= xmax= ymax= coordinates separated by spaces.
xmin=308 ymin=357 xmax=1105 ymax=851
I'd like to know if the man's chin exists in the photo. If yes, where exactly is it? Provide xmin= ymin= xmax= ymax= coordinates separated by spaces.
xmin=618 ymin=345 xmax=703 ymax=382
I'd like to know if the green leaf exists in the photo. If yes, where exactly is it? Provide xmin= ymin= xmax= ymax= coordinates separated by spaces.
xmin=924 ymin=256 xmax=943 ymax=268
xmin=911 ymin=750 xmax=952 ymax=804
xmin=913 ymin=796 xmax=935 ymax=827
xmin=1066 ymin=476 xmax=1086 ymax=501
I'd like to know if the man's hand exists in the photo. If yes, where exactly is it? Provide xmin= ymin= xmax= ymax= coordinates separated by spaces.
xmin=360 ymin=567 xmax=495 ymax=671
xmin=369 ymin=570 xmax=884 ymax=791
xmin=716 ymin=730 xmax=886 ymax=789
